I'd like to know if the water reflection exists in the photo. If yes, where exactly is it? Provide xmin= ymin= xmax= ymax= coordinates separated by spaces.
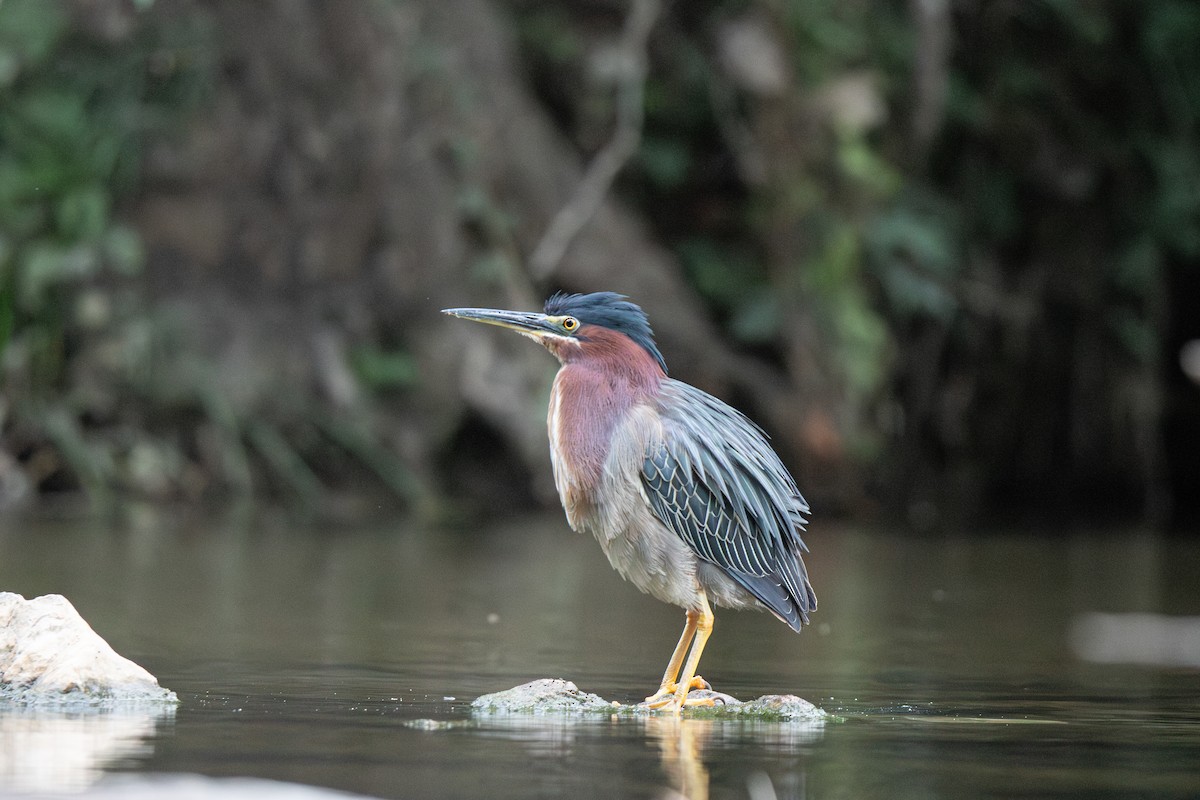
xmin=471 ymin=712 xmax=610 ymax=757
xmin=645 ymin=717 xmax=711 ymax=800
xmin=469 ymin=711 xmax=824 ymax=800
xmin=649 ymin=715 xmax=822 ymax=800
xmin=0 ymin=707 xmax=174 ymax=793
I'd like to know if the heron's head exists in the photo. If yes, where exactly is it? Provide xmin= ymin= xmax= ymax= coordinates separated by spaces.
xmin=443 ymin=291 xmax=667 ymax=375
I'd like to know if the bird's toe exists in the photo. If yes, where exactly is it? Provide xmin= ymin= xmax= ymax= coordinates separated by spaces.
xmin=644 ymin=675 xmax=710 ymax=705
xmin=644 ymin=687 xmax=676 ymax=706
xmin=681 ymin=694 xmax=716 ymax=708
xmin=642 ymin=694 xmax=716 ymax=713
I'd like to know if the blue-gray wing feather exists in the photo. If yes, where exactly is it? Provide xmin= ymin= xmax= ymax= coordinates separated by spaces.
xmin=641 ymin=380 xmax=816 ymax=630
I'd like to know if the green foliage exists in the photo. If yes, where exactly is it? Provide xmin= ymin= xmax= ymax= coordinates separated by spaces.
xmin=637 ymin=136 xmax=692 ymax=190
xmin=936 ymin=0 xmax=1200 ymax=369
xmin=508 ymin=0 xmax=1200 ymax=516
xmin=0 ymin=0 xmax=209 ymax=356
xmin=780 ymin=0 xmax=909 ymax=83
xmin=510 ymin=0 xmax=905 ymax=433
xmin=0 ymin=0 xmax=212 ymax=502
xmin=1145 ymin=141 xmax=1200 ymax=257
xmin=0 ymin=0 xmax=208 ymax=379
xmin=516 ymin=6 xmax=584 ymax=65
xmin=865 ymin=193 xmax=960 ymax=322
xmin=350 ymin=345 xmax=419 ymax=391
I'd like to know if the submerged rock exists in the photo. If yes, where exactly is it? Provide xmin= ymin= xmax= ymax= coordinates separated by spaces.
xmin=469 ymin=678 xmax=826 ymax=721
xmin=0 ymin=592 xmax=177 ymax=707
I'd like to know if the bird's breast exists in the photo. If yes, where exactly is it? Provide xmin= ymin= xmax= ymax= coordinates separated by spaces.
xmin=548 ymin=365 xmax=643 ymax=529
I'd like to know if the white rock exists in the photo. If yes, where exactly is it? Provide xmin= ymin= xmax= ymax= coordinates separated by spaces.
xmin=0 ymin=592 xmax=175 ymax=704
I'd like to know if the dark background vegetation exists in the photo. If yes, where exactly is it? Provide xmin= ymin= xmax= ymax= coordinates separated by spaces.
xmin=0 ymin=0 xmax=1197 ymax=530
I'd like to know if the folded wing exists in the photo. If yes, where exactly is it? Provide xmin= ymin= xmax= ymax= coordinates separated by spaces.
xmin=641 ymin=380 xmax=816 ymax=630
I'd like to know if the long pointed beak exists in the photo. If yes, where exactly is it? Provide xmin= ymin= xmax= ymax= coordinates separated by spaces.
xmin=442 ymin=307 xmax=557 ymax=340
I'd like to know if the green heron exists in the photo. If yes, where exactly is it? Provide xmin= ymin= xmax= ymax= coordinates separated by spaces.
xmin=444 ymin=292 xmax=815 ymax=711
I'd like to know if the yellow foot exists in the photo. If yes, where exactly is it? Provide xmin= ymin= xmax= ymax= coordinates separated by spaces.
xmin=644 ymin=675 xmax=710 ymax=706
xmin=644 ymin=691 xmax=717 ymax=712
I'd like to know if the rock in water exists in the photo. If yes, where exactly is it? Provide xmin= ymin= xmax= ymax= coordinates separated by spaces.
xmin=0 ymin=592 xmax=177 ymax=706
xmin=467 ymin=678 xmax=829 ymax=722
xmin=721 ymin=693 xmax=826 ymax=720
xmin=471 ymin=678 xmax=612 ymax=714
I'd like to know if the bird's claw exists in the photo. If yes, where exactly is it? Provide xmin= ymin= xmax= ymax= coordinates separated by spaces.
xmin=644 ymin=693 xmax=717 ymax=712
xmin=643 ymin=675 xmax=714 ymax=711
xmin=644 ymin=675 xmax=710 ymax=705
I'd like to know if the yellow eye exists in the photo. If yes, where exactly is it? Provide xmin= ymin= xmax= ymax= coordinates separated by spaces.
xmin=562 ymin=316 xmax=579 ymax=332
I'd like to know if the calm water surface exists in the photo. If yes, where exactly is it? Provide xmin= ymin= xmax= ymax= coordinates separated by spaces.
xmin=1 ymin=510 xmax=1198 ymax=799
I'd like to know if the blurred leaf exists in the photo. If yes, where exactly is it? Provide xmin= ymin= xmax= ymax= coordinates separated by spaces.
xmin=944 ymin=72 xmax=988 ymax=129
xmin=56 ymin=185 xmax=110 ymax=241
xmin=468 ymin=251 xmax=515 ymax=286
xmin=642 ymin=42 xmax=712 ymax=130
xmin=637 ymin=137 xmax=691 ymax=189
xmin=1110 ymin=307 xmax=1156 ymax=364
xmin=1111 ymin=238 xmax=1161 ymax=297
xmin=995 ymin=62 xmax=1052 ymax=103
xmin=0 ymin=47 xmax=19 ymax=88
xmin=87 ymin=132 xmax=126 ymax=183
xmin=16 ymin=88 xmax=89 ymax=145
xmin=803 ymin=224 xmax=859 ymax=292
xmin=961 ymin=163 xmax=1019 ymax=244
xmin=102 ymin=225 xmax=145 ymax=276
xmin=783 ymin=0 xmax=868 ymax=80
xmin=18 ymin=242 xmax=98 ymax=311
xmin=729 ymin=288 xmax=781 ymax=343
xmin=0 ymin=268 xmax=12 ymax=354
xmin=836 ymin=288 xmax=888 ymax=395
xmin=865 ymin=202 xmax=960 ymax=321
xmin=351 ymin=346 xmax=418 ymax=390
xmin=677 ymin=238 xmax=763 ymax=310
xmin=1142 ymin=1 xmax=1200 ymax=122
xmin=1148 ymin=141 xmax=1200 ymax=256
xmin=518 ymin=8 xmax=583 ymax=64
xmin=838 ymin=132 xmax=900 ymax=196
xmin=1037 ymin=0 xmax=1112 ymax=45
xmin=0 ymin=0 xmax=68 ymax=68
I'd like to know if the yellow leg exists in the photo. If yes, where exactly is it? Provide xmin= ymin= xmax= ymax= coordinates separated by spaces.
xmin=644 ymin=609 xmax=709 ymax=705
xmin=647 ymin=593 xmax=716 ymax=712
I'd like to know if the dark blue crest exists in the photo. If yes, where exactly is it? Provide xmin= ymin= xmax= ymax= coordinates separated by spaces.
xmin=544 ymin=291 xmax=667 ymax=374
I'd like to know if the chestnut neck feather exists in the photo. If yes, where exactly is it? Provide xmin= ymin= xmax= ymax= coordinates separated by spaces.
xmin=549 ymin=325 xmax=664 ymax=492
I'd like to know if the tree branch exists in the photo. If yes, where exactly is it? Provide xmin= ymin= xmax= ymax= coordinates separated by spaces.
xmin=528 ymin=0 xmax=661 ymax=280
